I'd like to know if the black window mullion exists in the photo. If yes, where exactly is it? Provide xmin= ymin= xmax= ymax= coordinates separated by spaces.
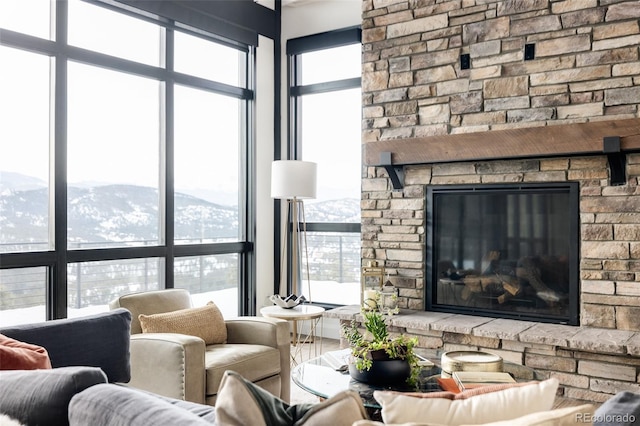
xmin=51 ymin=0 xmax=69 ymax=320
xmin=0 ymin=28 xmax=58 ymax=55
xmin=292 ymin=77 xmax=361 ymax=96
xmin=242 ymin=45 xmax=257 ymax=316
xmin=286 ymin=26 xmax=361 ymax=55
xmin=164 ymin=28 xmax=175 ymax=289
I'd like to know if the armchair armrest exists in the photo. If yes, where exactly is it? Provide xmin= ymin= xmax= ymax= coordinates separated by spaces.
xmin=129 ymin=333 xmax=206 ymax=404
xmin=225 ymin=317 xmax=289 ymax=348
xmin=225 ymin=317 xmax=291 ymax=402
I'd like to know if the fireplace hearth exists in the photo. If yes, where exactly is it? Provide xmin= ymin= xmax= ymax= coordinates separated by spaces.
xmin=426 ymin=183 xmax=579 ymax=325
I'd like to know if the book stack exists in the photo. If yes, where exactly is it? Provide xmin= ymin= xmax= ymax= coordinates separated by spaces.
xmin=322 ymin=348 xmax=352 ymax=372
xmin=452 ymin=371 xmax=516 ymax=392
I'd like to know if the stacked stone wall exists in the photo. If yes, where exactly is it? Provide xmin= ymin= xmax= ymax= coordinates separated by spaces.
xmin=361 ymin=0 xmax=640 ymax=331
xmin=362 ymin=0 xmax=640 ymax=142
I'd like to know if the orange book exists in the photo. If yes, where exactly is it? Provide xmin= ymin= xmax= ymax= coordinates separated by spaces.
xmin=437 ymin=377 xmax=461 ymax=393
xmin=452 ymin=371 xmax=516 ymax=392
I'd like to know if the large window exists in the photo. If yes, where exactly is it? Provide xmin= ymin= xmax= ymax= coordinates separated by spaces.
xmin=288 ymin=28 xmax=362 ymax=306
xmin=0 ymin=0 xmax=258 ymax=323
xmin=0 ymin=46 xmax=51 ymax=254
xmin=67 ymin=62 xmax=162 ymax=249
xmin=174 ymin=86 xmax=241 ymax=244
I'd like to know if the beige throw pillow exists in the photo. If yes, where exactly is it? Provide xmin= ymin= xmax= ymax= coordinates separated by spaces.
xmin=374 ymin=378 xmax=559 ymax=425
xmin=138 ymin=301 xmax=227 ymax=344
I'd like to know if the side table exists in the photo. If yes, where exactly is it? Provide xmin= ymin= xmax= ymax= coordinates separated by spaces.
xmin=260 ymin=304 xmax=325 ymax=365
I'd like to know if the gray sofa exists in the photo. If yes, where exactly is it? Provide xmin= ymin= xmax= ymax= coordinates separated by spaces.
xmin=0 ymin=309 xmax=218 ymax=426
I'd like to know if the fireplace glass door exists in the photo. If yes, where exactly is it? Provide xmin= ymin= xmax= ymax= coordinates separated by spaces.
xmin=426 ymin=183 xmax=579 ymax=325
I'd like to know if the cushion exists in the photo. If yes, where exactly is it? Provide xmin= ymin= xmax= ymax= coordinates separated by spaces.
xmin=69 ymin=383 xmax=213 ymax=426
xmin=205 ymin=344 xmax=281 ymax=396
xmin=139 ymin=301 xmax=227 ymax=345
xmin=0 ymin=414 xmax=26 ymax=426
xmin=0 ymin=333 xmax=52 ymax=370
xmin=593 ymin=391 xmax=640 ymax=425
xmin=374 ymin=378 xmax=559 ymax=425
xmin=0 ymin=366 xmax=107 ymax=426
xmin=0 ymin=308 xmax=132 ymax=383
xmin=351 ymin=403 xmax=594 ymax=426
xmin=215 ymin=370 xmax=368 ymax=426
xmin=466 ymin=403 xmax=595 ymax=426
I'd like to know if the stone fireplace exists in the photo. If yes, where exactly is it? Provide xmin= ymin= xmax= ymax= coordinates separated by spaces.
xmin=360 ymin=0 xmax=640 ymax=332
xmin=427 ymin=182 xmax=580 ymax=325
xmin=333 ymin=0 xmax=640 ymax=401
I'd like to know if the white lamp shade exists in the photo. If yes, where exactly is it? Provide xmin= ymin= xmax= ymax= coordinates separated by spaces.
xmin=271 ymin=160 xmax=317 ymax=199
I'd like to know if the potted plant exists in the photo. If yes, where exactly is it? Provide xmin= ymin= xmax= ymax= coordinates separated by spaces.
xmin=342 ymin=294 xmax=421 ymax=387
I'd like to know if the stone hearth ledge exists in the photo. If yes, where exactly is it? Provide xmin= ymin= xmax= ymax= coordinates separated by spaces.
xmin=324 ymin=306 xmax=640 ymax=357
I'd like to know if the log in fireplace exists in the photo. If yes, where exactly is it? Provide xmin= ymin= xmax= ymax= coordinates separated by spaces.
xmin=426 ymin=183 xmax=580 ymax=325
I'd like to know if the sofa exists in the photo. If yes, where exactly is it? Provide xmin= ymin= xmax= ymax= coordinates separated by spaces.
xmin=0 ymin=307 xmax=366 ymax=426
xmin=0 ymin=309 xmax=134 ymax=425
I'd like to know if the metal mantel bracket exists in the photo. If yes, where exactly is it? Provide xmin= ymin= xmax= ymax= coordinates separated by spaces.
xmin=380 ymin=152 xmax=404 ymax=190
xmin=603 ymin=136 xmax=626 ymax=186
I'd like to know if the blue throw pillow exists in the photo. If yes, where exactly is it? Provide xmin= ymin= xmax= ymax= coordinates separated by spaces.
xmin=0 ymin=309 xmax=131 ymax=383
xmin=0 ymin=366 xmax=107 ymax=426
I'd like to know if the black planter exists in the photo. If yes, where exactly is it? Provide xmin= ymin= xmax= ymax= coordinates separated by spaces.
xmin=348 ymin=357 xmax=411 ymax=385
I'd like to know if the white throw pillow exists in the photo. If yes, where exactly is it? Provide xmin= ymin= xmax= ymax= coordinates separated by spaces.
xmin=0 ymin=414 xmax=25 ymax=426
xmin=374 ymin=378 xmax=559 ymax=425
xmin=351 ymin=403 xmax=594 ymax=426
xmin=464 ymin=403 xmax=594 ymax=426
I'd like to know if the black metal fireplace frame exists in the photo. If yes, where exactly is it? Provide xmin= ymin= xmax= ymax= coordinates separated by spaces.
xmin=425 ymin=182 xmax=580 ymax=325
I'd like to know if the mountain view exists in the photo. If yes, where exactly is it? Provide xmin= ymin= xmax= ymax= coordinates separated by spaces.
xmin=0 ymin=171 xmax=360 ymax=250
xmin=1 ymin=171 xmax=362 ymax=312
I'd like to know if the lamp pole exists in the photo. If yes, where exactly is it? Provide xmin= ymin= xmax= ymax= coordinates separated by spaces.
xmin=291 ymin=196 xmax=299 ymax=298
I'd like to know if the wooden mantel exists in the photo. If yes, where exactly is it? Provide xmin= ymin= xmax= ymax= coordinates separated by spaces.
xmin=363 ymin=118 xmax=640 ymax=166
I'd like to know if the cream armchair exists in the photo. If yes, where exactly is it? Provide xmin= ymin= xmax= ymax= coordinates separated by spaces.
xmin=109 ymin=289 xmax=290 ymax=405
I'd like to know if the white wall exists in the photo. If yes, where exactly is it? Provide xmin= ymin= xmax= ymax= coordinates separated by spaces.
xmin=281 ymin=0 xmax=361 ymax=38
xmin=255 ymin=35 xmax=276 ymax=315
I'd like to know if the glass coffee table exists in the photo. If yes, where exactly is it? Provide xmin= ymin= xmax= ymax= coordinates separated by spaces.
xmin=291 ymin=349 xmax=540 ymax=419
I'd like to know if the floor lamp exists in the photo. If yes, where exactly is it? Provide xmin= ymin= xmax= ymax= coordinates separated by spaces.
xmin=271 ymin=160 xmax=317 ymax=302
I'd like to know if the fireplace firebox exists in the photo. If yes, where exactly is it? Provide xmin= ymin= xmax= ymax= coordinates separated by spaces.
xmin=426 ymin=183 xmax=579 ymax=325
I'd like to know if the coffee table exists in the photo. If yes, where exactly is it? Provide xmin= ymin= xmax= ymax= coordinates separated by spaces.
xmin=291 ymin=349 xmax=541 ymax=418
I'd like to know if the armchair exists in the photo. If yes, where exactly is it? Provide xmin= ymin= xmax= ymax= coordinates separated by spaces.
xmin=109 ymin=289 xmax=290 ymax=406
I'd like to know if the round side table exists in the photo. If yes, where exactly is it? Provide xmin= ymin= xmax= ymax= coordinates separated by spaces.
xmin=260 ymin=304 xmax=325 ymax=365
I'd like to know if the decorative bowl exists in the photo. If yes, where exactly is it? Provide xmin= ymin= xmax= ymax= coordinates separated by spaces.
xmin=441 ymin=350 xmax=503 ymax=377
xmin=269 ymin=294 xmax=306 ymax=309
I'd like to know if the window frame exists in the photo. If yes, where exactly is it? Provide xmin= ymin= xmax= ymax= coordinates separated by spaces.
xmin=0 ymin=0 xmax=262 ymax=320
xmin=285 ymin=26 xmax=362 ymax=308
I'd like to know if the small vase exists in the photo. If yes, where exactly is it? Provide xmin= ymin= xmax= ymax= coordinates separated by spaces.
xmin=348 ymin=349 xmax=411 ymax=385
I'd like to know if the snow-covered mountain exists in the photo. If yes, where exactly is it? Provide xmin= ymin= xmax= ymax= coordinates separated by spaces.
xmin=0 ymin=172 xmax=359 ymax=249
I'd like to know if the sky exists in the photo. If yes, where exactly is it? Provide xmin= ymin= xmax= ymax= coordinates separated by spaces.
xmin=0 ymin=0 xmax=361 ymax=204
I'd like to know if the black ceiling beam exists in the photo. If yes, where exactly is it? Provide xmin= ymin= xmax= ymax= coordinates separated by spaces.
xmin=113 ymin=0 xmax=277 ymax=45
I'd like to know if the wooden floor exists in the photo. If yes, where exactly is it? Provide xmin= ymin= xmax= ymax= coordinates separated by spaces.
xmin=289 ymin=337 xmax=598 ymax=410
